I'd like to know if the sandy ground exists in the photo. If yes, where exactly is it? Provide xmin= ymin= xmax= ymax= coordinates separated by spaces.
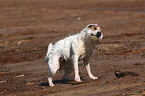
xmin=0 ymin=0 xmax=145 ymax=95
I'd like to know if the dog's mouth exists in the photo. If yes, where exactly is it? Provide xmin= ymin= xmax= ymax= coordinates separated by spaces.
xmin=91 ymin=32 xmax=102 ymax=38
xmin=91 ymin=31 xmax=103 ymax=42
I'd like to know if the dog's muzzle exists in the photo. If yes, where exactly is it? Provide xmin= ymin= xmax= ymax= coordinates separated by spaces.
xmin=91 ymin=31 xmax=103 ymax=42
xmin=91 ymin=31 xmax=102 ymax=38
xmin=96 ymin=32 xmax=102 ymax=38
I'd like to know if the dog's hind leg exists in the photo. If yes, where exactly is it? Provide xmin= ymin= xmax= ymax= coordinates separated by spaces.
xmin=47 ymin=56 xmax=60 ymax=87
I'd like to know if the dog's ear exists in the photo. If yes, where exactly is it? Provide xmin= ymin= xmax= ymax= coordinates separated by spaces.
xmin=97 ymin=27 xmax=102 ymax=31
xmin=87 ymin=24 xmax=93 ymax=28
xmin=86 ymin=24 xmax=98 ymax=29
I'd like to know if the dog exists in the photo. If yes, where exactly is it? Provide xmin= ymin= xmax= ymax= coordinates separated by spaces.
xmin=46 ymin=24 xmax=103 ymax=87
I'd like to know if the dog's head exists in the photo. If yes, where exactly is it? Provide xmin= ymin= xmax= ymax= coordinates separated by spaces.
xmin=86 ymin=24 xmax=103 ymax=42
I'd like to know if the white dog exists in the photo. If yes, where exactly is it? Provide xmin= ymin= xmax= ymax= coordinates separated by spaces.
xmin=46 ymin=24 xmax=103 ymax=87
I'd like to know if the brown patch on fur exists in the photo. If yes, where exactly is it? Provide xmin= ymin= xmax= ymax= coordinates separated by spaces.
xmin=87 ymin=25 xmax=99 ymax=31
xmin=99 ymin=37 xmax=103 ymax=42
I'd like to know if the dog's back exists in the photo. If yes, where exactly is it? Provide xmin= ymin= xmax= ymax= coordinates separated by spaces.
xmin=46 ymin=33 xmax=83 ymax=60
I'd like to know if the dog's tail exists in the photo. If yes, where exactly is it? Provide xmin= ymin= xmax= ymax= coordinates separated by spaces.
xmin=46 ymin=43 xmax=53 ymax=62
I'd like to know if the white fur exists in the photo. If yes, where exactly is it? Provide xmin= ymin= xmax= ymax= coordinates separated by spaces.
xmin=46 ymin=24 xmax=103 ymax=87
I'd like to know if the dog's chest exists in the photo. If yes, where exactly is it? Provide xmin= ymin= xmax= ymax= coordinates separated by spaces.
xmin=78 ymin=42 xmax=86 ymax=59
xmin=79 ymin=45 xmax=85 ymax=55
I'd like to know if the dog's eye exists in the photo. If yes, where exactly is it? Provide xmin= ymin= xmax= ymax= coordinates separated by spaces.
xmin=91 ymin=33 xmax=94 ymax=36
xmin=88 ymin=25 xmax=93 ymax=28
xmin=94 ymin=27 xmax=97 ymax=30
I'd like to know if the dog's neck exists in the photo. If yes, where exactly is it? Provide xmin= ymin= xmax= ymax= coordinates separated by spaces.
xmin=79 ymin=28 xmax=100 ymax=49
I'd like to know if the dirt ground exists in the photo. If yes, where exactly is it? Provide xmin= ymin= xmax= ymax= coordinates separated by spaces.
xmin=0 ymin=0 xmax=145 ymax=96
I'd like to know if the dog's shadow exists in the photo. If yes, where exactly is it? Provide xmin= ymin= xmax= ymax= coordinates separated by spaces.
xmin=39 ymin=78 xmax=87 ymax=86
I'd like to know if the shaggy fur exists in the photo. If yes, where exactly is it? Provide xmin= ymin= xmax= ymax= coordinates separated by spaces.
xmin=46 ymin=24 xmax=103 ymax=87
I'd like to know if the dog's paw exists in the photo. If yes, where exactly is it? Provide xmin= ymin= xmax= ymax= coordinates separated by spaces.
xmin=75 ymin=78 xmax=81 ymax=82
xmin=91 ymin=77 xmax=98 ymax=80
xmin=49 ymin=83 xmax=55 ymax=87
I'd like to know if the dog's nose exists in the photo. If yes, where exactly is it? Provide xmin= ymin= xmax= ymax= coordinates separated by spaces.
xmin=96 ymin=32 xmax=102 ymax=38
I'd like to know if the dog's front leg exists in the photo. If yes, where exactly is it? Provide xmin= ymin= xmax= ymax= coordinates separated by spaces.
xmin=84 ymin=59 xmax=98 ymax=80
xmin=73 ymin=55 xmax=81 ymax=82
